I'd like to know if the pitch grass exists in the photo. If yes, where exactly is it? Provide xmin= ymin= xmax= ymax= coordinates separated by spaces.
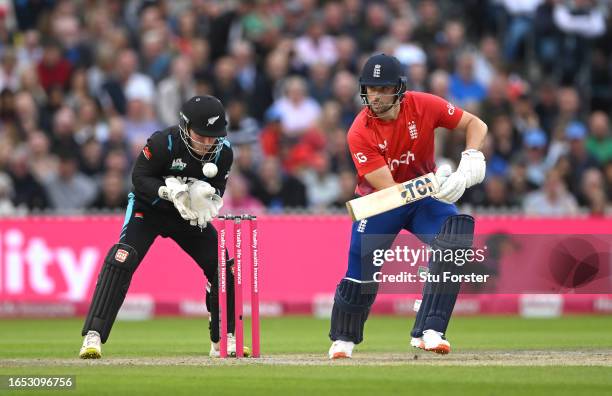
xmin=1 ymin=316 xmax=612 ymax=395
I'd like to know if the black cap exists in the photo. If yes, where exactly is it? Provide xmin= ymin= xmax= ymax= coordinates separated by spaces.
xmin=359 ymin=53 xmax=403 ymax=87
xmin=179 ymin=95 xmax=227 ymax=137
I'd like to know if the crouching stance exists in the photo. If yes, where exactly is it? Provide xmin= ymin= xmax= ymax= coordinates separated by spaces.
xmin=79 ymin=96 xmax=248 ymax=358
xmin=328 ymin=54 xmax=487 ymax=359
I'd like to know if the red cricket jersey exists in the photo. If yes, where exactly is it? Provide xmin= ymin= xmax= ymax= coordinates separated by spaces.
xmin=348 ymin=92 xmax=463 ymax=196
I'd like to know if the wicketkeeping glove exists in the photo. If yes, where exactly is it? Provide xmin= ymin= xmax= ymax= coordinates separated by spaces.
xmin=158 ymin=177 xmax=198 ymax=221
xmin=188 ymin=180 xmax=224 ymax=227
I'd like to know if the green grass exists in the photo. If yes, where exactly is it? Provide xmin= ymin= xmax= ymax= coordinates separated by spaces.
xmin=1 ymin=316 xmax=612 ymax=395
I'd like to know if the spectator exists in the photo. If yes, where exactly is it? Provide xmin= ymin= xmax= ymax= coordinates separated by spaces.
xmin=230 ymin=40 xmax=264 ymax=119
xmin=226 ymin=99 xmax=260 ymax=147
xmin=27 ymin=131 xmax=57 ymax=183
xmin=534 ymin=80 xmax=559 ymax=135
xmin=578 ymin=168 xmax=605 ymax=208
xmin=7 ymin=147 xmax=49 ymax=211
xmin=473 ymin=36 xmax=501 ymax=88
xmin=294 ymin=18 xmax=338 ymax=68
xmin=100 ymin=48 xmax=155 ymax=116
xmin=308 ymin=61 xmax=333 ymax=104
xmin=501 ymin=0 xmax=542 ymax=63
xmin=523 ymin=168 xmax=579 ymax=216
xmin=79 ymin=137 xmax=104 ymax=179
xmin=156 ymin=55 xmax=196 ymax=126
xmin=88 ymin=171 xmax=128 ymax=211
xmin=141 ymin=28 xmax=173 ymax=83
xmin=15 ymin=29 xmax=43 ymax=70
xmin=483 ymin=175 xmax=515 ymax=208
xmin=251 ymin=157 xmax=307 ymax=211
xmin=586 ymin=111 xmax=612 ymax=164
xmin=413 ymin=0 xmax=443 ymax=52
xmin=449 ymin=52 xmax=487 ymax=107
xmin=273 ymin=76 xmax=321 ymax=138
xmin=331 ymin=71 xmax=360 ymax=128
xmin=36 ymin=40 xmax=72 ymax=92
xmin=523 ymin=128 xmax=549 ymax=188
xmin=74 ymin=96 xmax=108 ymax=144
xmin=534 ymin=0 xmax=561 ymax=74
xmin=331 ymin=170 xmax=357 ymax=210
xmin=43 ymin=149 xmax=97 ymax=211
xmin=301 ymin=153 xmax=340 ymax=210
xmin=564 ymin=121 xmax=599 ymax=196
xmin=51 ymin=106 xmax=80 ymax=154
xmin=221 ymin=171 xmax=265 ymax=216
xmin=122 ymin=78 xmax=162 ymax=145
xmin=0 ymin=49 xmax=19 ymax=91
xmin=0 ymin=172 xmax=20 ymax=215
xmin=553 ymin=0 xmax=606 ymax=83
xmin=211 ymin=56 xmax=243 ymax=105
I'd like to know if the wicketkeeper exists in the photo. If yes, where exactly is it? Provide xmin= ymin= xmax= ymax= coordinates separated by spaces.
xmin=79 ymin=95 xmax=248 ymax=358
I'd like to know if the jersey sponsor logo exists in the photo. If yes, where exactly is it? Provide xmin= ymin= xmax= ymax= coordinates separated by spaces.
xmin=207 ymin=115 xmax=220 ymax=126
xmin=373 ymin=64 xmax=381 ymax=78
xmin=115 ymin=249 xmax=129 ymax=263
xmin=143 ymin=146 xmax=152 ymax=160
xmin=378 ymin=140 xmax=388 ymax=151
xmin=387 ymin=150 xmax=415 ymax=171
xmin=170 ymin=158 xmax=187 ymax=171
xmin=447 ymin=102 xmax=455 ymax=115
xmin=354 ymin=152 xmax=368 ymax=164
xmin=408 ymin=121 xmax=418 ymax=140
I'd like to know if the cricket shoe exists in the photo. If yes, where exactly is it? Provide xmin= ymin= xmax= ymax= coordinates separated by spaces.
xmin=328 ymin=340 xmax=354 ymax=359
xmin=210 ymin=333 xmax=251 ymax=357
xmin=79 ymin=330 xmax=102 ymax=359
xmin=422 ymin=329 xmax=451 ymax=354
xmin=410 ymin=337 xmax=425 ymax=350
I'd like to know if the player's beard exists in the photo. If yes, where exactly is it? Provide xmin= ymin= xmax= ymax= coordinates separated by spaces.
xmin=370 ymin=100 xmax=396 ymax=117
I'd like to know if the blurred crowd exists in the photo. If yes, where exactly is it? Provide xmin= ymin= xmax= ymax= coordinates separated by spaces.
xmin=0 ymin=0 xmax=611 ymax=216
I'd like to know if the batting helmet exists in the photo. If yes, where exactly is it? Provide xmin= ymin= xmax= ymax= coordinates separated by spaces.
xmin=359 ymin=53 xmax=407 ymax=107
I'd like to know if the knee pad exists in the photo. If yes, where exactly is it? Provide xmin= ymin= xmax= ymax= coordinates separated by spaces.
xmin=329 ymin=279 xmax=378 ymax=344
xmin=82 ymin=243 xmax=139 ymax=343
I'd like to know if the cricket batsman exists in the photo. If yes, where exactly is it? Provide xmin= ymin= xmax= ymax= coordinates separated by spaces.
xmin=328 ymin=54 xmax=487 ymax=359
xmin=79 ymin=95 xmax=247 ymax=358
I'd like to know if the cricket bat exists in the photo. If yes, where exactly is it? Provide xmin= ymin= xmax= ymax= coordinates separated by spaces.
xmin=346 ymin=172 xmax=440 ymax=221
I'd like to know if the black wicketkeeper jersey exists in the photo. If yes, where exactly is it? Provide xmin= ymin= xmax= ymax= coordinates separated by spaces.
xmin=131 ymin=126 xmax=233 ymax=212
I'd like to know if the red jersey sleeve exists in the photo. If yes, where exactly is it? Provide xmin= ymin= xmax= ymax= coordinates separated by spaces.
xmin=413 ymin=92 xmax=463 ymax=130
xmin=347 ymin=129 xmax=387 ymax=177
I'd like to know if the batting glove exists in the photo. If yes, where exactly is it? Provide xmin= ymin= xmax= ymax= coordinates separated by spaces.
xmin=457 ymin=149 xmax=486 ymax=188
xmin=434 ymin=164 xmax=466 ymax=204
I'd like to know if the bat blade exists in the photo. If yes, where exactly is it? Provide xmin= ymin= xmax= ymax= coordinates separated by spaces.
xmin=346 ymin=172 xmax=440 ymax=221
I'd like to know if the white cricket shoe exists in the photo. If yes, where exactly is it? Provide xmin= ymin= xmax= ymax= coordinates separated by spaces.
xmin=410 ymin=337 xmax=425 ymax=350
xmin=210 ymin=333 xmax=251 ymax=357
xmin=79 ymin=330 xmax=102 ymax=359
xmin=328 ymin=340 xmax=354 ymax=359
xmin=422 ymin=329 xmax=451 ymax=354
